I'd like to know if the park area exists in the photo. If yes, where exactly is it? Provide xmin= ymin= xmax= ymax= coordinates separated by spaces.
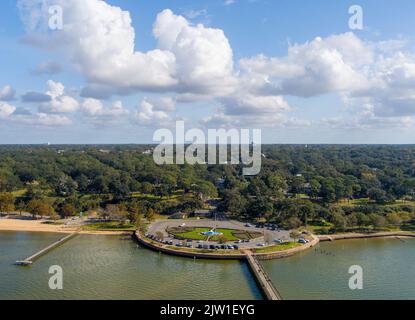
xmin=167 ymin=226 xmax=262 ymax=242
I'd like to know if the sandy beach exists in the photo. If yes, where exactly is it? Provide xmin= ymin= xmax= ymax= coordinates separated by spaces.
xmin=0 ymin=218 xmax=133 ymax=236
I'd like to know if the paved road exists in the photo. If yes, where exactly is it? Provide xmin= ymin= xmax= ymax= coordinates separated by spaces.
xmin=147 ymin=219 xmax=291 ymax=249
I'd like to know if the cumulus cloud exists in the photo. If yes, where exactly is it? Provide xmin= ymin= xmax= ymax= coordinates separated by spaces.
xmin=143 ymin=97 xmax=176 ymax=112
xmin=18 ymin=1 xmax=235 ymax=97
xmin=134 ymin=99 xmax=171 ymax=126
xmin=15 ymin=1 xmax=415 ymax=130
xmin=201 ymin=112 xmax=311 ymax=128
xmin=0 ymin=85 xmax=16 ymax=101
xmin=81 ymin=98 xmax=129 ymax=117
xmin=38 ymin=80 xmax=79 ymax=113
xmin=240 ymin=33 xmax=371 ymax=98
xmin=0 ymin=103 xmax=16 ymax=119
xmin=12 ymin=113 xmax=72 ymax=126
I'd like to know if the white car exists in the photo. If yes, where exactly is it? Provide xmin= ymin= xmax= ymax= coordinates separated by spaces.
xmin=273 ymin=239 xmax=284 ymax=244
xmin=179 ymin=223 xmax=186 ymax=228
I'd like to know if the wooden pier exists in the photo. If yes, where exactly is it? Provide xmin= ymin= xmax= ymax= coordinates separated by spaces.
xmin=245 ymin=251 xmax=283 ymax=300
xmin=15 ymin=231 xmax=79 ymax=266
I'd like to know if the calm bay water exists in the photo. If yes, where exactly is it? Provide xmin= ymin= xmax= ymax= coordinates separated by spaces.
xmin=0 ymin=232 xmax=261 ymax=300
xmin=0 ymin=232 xmax=414 ymax=300
xmin=262 ymin=238 xmax=415 ymax=300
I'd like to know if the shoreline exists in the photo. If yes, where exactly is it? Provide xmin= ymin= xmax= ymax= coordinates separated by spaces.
xmin=318 ymin=231 xmax=415 ymax=242
xmin=133 ymin=231 xmax=320 ymax=261
xmin=0 ymin=219 xmax=133 ymax=236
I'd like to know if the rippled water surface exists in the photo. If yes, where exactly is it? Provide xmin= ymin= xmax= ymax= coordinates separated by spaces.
xmin=262 ymin=238 xmax=415 ymax=300
xmin=0 ymin=232 xmax=261 ymax=300
xmin=1 ymin=232 xmax=414 ymax=300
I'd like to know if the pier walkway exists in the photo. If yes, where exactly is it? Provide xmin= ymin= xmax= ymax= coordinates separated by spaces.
xmin=16 ymin=231 xmax=79 ymax=266
xmin=244 ymin=251 xmax=283 ymax=300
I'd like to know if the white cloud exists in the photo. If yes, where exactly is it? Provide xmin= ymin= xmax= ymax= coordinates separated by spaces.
xmin=81 ymin=98 xmax=104 ymax=117
xmin=38 ymin=80 xmax=79 ymax=113
xmin=201 ymin=112 xmax=311 ymax=128
xmin=0 ymin=85 xmax=16 ymax=101
xmin=15 ymin=1 xmax=415 ymax=131
xmin=19 ymin=2 xmax=235 ymax=97
xmin=154 ymin=9 xmax=236 ymax=96
xmin=143 ymin=97 xmax=176 ymax=112
xmin=13 ymin=113 xmax=72 ymax=126
xmin=240 ymin=33 xmax=370 ymax=97
xmin=221 ymin=94 xmax=290 ymax=115
xmin=81 ymin=98 xmax=129 ymax=118
xmin=0 ymin=103 xmax=16 ymax=119
xmin=134 ymin=99 xmax=171 ymax=126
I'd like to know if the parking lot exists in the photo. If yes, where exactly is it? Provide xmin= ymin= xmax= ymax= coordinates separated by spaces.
xmin=146 ymin=219 xmax=292 ymax=250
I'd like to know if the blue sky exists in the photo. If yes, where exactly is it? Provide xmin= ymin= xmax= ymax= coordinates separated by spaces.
xmin=1 ymin=0 xmax=415 ymax=144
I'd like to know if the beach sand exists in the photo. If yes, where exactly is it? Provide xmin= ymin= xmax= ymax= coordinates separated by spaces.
xmin=0 ymin=218 xmax=132 ymax=235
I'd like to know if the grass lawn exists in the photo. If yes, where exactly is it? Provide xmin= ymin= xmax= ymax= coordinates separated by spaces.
xmin=82 ymin=222 xmax=135 ymax=231
xmin=253 ymin=242 xmax=301 ymax=254
xmin=168 ymin=227 xmax=262 ymax=242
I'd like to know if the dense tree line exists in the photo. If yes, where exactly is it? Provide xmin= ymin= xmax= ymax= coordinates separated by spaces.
xmin=0 ymin=145 xmax=414 ymax=232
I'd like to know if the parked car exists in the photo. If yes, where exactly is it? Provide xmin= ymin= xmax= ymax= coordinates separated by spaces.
xmin=257 ymin=243 xmax=266 ymax=247
xmin=273 ymin=239 xmax=284 ymax=244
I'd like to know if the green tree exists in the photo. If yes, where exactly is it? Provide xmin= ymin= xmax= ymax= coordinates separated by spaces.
xmin=289 ymin=231 xmax=301 ymax=242
xmin=145 ymin=208 xmax=156 ymax=222
xmin=369 ymin=214 xmax=387 ymax=230
xmin=26 ymin=199 xmax=54 ymax=219
xmin=60 ymin=204 xmax=77 ymax=218
xmin=0 ymin=193 xmax=15 ymax=213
